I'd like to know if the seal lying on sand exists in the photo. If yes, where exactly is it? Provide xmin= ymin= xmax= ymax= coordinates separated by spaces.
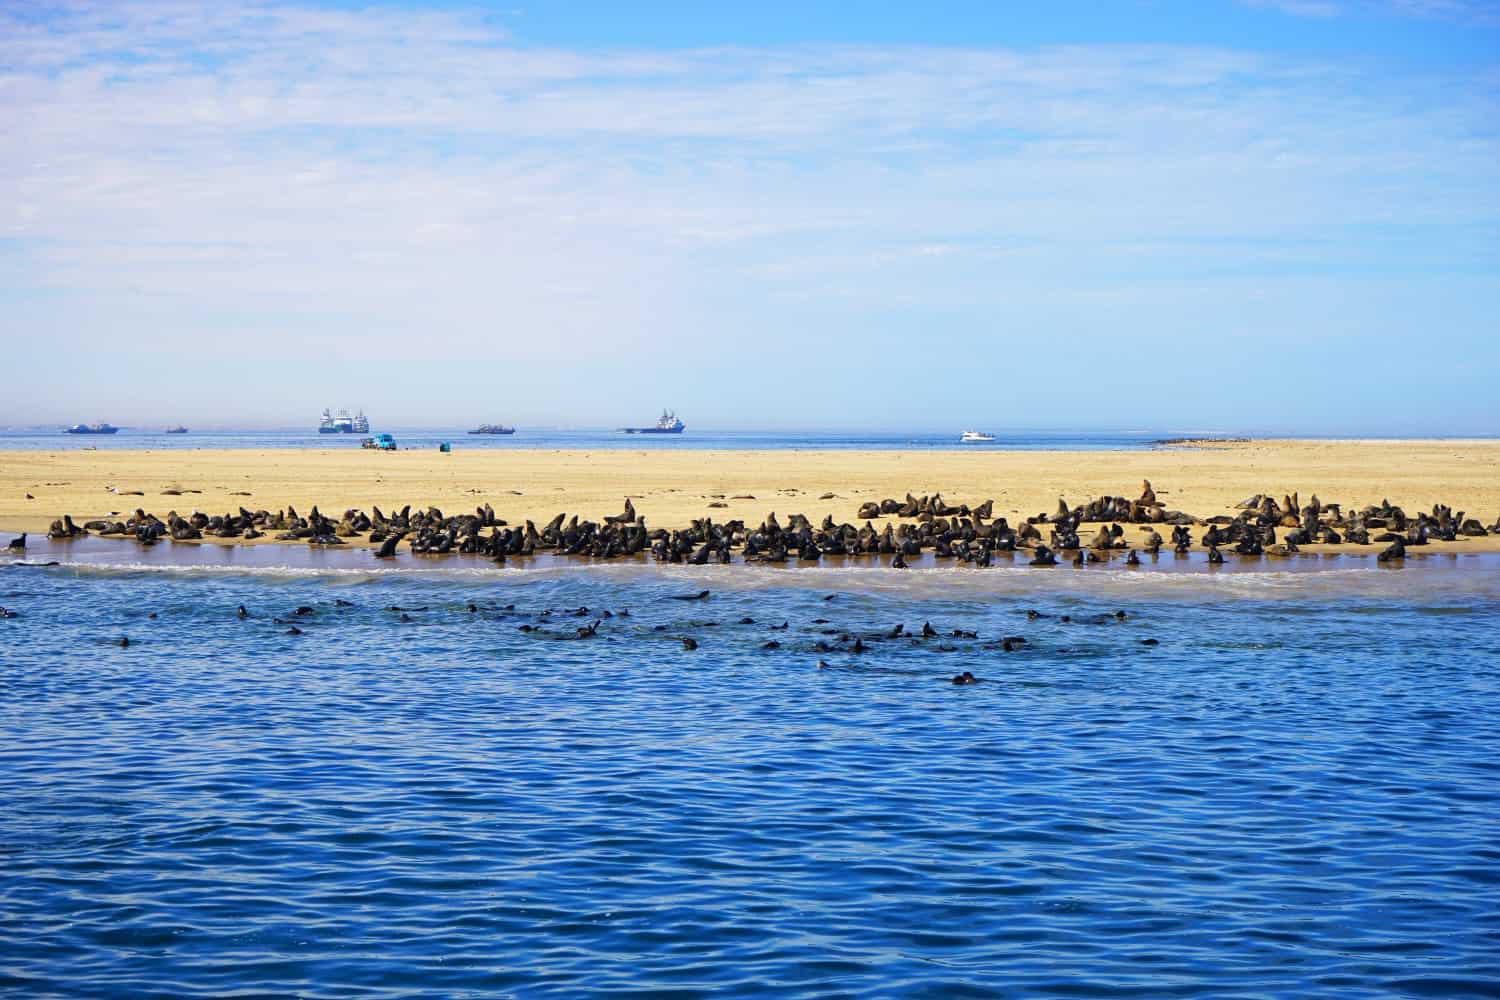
xmin=44 ymin=481 xmax=1497 ymax=571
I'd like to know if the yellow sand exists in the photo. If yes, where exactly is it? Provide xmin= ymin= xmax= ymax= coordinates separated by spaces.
xmin=1 ymin=439 xmax=1498 ymax=554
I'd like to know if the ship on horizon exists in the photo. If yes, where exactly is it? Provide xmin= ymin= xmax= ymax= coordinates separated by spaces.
xmin=468 ymin=424 xmax=516 ymax=435
xmin=621 ymin=409 xmax=685 ymax=434
xmin=318 ymin=408 xmax=369 ymax=434
xmin=66 ymin=422 xmax=119 ymax=435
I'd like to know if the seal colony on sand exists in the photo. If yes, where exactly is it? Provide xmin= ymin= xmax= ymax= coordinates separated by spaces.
xmin=29 ymin=478 xmax=1498 ymax=570
xmin=5 ymin=440 xmax=1499 ymax=554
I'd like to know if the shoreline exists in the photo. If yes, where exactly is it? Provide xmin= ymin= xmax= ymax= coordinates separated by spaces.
xmin=8 ymin=534 xmax=1499 ymax=582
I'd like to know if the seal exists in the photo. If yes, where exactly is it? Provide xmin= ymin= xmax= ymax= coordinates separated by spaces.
xmin=373 ymin=532 xmax=404 ymax=559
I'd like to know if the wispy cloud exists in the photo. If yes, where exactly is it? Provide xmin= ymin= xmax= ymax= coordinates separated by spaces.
xmin=1243 ymin=0 xmax=1500 ymax=21
xmin=1 ymin=1 xmax=1496 ymax=426
xmin=1243 ymin=0 xmax=1343 ymax=18
xmin=1384 ymin=0 xmax=1500 ymax=22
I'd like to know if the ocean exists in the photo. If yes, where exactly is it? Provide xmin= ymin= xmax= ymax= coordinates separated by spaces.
xmin=2 ymin=548 xmax=1498 ymax=997
xmin=0 ymin=427 xmax=1193 ymax=452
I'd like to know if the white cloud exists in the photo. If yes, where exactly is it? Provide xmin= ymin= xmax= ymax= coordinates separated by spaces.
xmin=1243 ymin=0 xmax=1500 ymax=20
xmin=1383 ymin=0 xmax=1500 ymax=21
xmin=0 ymin=1 xmax=1495 ymax=426
xmin=1243 ymin=0 xmax=1344 ymax=18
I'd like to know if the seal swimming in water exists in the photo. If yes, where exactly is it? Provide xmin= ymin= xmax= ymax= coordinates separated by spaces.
xmin=373 ymin=531 xmax=404 ymax=558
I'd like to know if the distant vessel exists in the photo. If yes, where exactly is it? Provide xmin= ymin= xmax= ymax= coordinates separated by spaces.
xmin=165 ymin=426 xmax=188 ymax=434
xmin=318 ymin=408 xmax=369 ymax=434
xmin=960 ymin=430 xmax=996 ymax=443
xmin=468 ymin=424 xmax=516 ymax=435
xmin=66 ymin=422 xmax=119 ymax=435
xmin=622 ymin=409 xmax=685 ymax=434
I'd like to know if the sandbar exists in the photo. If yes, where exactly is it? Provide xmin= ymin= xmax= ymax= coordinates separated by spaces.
xmin=2 ymin=439 xmax=1497 ymax=556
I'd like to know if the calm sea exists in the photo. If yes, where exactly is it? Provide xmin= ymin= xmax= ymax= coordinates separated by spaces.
xmin=0 ymin=427 xmax=1187 ymax=452
xmin=2 ymin=547 xmax=1498 ymax=997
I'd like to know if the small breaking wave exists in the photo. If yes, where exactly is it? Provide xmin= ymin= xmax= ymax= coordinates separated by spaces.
xmin=8 ymin=548 xmax=1499 ymax=604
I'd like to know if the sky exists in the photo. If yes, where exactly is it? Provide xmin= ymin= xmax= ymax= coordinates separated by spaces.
xmin=1 ymin=0 xmax=1496 ymax=433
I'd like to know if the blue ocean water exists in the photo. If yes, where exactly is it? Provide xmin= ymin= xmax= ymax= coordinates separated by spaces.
xmin=2 ymin=555 xmax=1499 ymax=998
xmin=0 ymin=426 xmax=1185 ymax=452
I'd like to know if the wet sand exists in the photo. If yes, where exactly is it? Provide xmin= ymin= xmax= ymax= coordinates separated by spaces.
xmin=2 ymin=439 xmax=1498 ymax=555
xmin=11 ymin=533 xmax=1500 ymax=580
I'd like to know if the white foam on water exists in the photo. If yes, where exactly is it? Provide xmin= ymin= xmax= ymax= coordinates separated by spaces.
xmin=8 ymin=549 xmax=1497 ymax=604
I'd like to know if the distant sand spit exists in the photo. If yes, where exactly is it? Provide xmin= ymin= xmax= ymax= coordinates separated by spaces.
xmin=2 ymin=439 xmax=1498 ymax=555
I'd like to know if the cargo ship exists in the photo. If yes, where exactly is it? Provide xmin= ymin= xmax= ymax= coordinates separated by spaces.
xmin=468 ymin=424 xmax=516 ymax=435
xmin=621 ymin=409 xmax=685 ymax=434
xmin=318 ymin=408 xmax=369 ymax=434
xmin=66 ymin=422 xmax=119 ymax=435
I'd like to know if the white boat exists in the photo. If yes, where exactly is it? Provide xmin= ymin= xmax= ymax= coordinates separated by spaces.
xmin=318 ymin=408 xmax=370 ymax=434
xmin=960 ymin=430 xmax=996 ymax=443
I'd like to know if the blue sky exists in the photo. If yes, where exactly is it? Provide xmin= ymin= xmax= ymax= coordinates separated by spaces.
xmin=1 ymin=0 xmax=1496 ymax=433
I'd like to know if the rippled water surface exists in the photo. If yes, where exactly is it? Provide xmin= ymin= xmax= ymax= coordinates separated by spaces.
xmin=6 ymin=425 xmax=1493 ymax=452
xmin=3 ymin=559 xmax=1499 ymax=998
xmin=0 ymin=426 xmax=1177 ymax=452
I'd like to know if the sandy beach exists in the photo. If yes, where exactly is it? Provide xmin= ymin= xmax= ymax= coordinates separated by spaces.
xmin=2 ymin=439 xmax=1497 ymax=556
